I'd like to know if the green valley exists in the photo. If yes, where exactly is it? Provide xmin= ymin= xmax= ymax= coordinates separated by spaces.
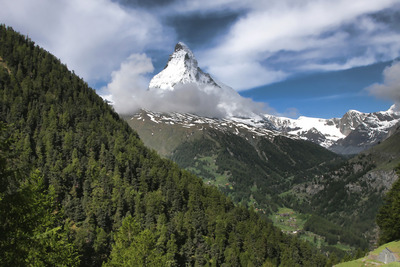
xmin=0 ymin=25 xmax=330 ymax=266
xmin=126 ymin=108 xmax=400 ymax=256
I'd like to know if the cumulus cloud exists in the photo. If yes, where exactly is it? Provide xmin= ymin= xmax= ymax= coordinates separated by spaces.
xmin=206 ymin=61 xmax=287 ymax=91
xmin=367 ymin=61 xmax=400 ymax=107
xmin=100 ymin=54 xmax=154 ymax=114
xmin=170 ymin=0 xmax=251 ymax=14
xmin=0 ymin=0 xmax=172 ymax=83
xmin=3 ymin=0 xmax=400 ymax=95
xmin=101 ymin=53 xmax=267 ymax=118
xmin=196 ymin=0 xmax=400 ymax=90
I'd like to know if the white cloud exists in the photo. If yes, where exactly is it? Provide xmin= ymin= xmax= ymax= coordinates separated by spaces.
xmin=0 ymin=0 xmax=172 ymax=83
xmin=207 ymin=0 xmax=397 ymax=55
xmin=301 ymin=55 xmax=377 ymax=72
xmin=101 ymin=53 xmax=267 ymax=117
xmin=207 ymin=61 xmax=287 ymax=91
xmin=367 ymin=61 xmax=400 ymax=106
xmin=3 ymin=0 xmax=400 ymax=95
xmin=170 ymin=0 xmax=252 ymax=14
xmin=100 ymin=53 xmax=154 ymax=114
xmin=196 ymin=0 xmax=400 ymax=90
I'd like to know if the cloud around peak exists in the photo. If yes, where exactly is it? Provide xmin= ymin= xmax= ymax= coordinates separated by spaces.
xmin=100 ymin=53 xmax=268 ymax=118
xmin=367 ymin=61 xmax=400 ymax=107
xmin=3 ymin=0 xmax=400 ymax=118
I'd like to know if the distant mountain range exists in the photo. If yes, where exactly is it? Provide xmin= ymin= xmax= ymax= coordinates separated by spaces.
xmin=145 ymin=41 xmax=400 ymax=155
xmin=267 ymin=105 xmax=400 ymax=154
xmin=123 ymin=42 xmax=400 ymax=251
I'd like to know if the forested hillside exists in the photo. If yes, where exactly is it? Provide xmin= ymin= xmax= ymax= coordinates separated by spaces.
xmin=171 ymin=129 xmax=342 ymax=211
xmin=126 ymin=110 xmax=376 ymax=254
xmin=286 ymin=127 xmax=400 ymax=249
xmin=126 ymin=111 xmax=343 ymax=214
xmin=0 ymin=25 xmax=329 ymax=266
xmin=376 ymin=165 xmax=400 ymax=245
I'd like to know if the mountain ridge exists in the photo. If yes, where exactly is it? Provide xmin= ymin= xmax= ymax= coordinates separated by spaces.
xmin=149 ymin=42 xmax=220 ymax=90
xmin=147 ymin=42 xmax=270 ymax=119
xmin=266 ymin=105 xmax=400 ymax=154
xmin=145 ymin=42 xmax=400 ymax=154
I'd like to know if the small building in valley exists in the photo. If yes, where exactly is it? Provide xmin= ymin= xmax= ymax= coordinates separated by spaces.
xmin=377 ymin=247 xmax=398 ymax=264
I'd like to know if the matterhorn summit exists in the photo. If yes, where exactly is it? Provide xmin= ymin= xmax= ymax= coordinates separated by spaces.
xmin=149 ymin=42 xmax=219 ymax=90
xmin=147 ymin=42 xmax=267 ymax=120
xmin=126 ymin=43 xmax=400 ymax=154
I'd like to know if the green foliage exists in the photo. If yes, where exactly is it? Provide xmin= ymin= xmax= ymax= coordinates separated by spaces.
xmin=0 ymin=24 xmax=328 ymax=266
xmin=105 ymin=215 xmax=173 ymax=266
xmin=304 ymin=215 xmax=342 ymax=245
xmin=376 ymin=165 xmax=400 ymax=245
xmin=171 ymin=129 xmax=342 ymax=214
xmin=293 ymin=159 xmax=381 ymax=249
xmin=0 ymin=123 xmax=79 ymax=266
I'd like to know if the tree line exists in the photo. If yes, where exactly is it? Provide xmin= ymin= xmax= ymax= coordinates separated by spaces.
xmin=0 ymin=24 xmax=329 ymax=266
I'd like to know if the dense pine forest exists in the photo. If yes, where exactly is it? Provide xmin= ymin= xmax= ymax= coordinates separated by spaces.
xmin=376 ymin=165 xmax=400 ymax=245
xmin=0 ymin=25 xmax=334 ymax=266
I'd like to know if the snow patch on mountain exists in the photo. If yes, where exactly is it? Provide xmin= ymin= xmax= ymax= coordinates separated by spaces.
xmin=265 ymin=115 xmax=344 ymax=148
xmin=149 ymin=42 xmax=219 ymax=90
xmin=267 ymin=104 xmax=400 ymax=153
xmin=147 ymin=42 xmax=267 ymax=120
xmin=101 ymin=43 xmax=268 ymax=119
xmin=132 ymin=109 xmax=284 ymax=141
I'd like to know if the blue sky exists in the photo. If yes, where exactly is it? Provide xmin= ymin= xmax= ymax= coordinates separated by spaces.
xmin=241 ymin=61 xmax=394 ymax=118
xmin=1 ymin=0 xmax=400 ymax=118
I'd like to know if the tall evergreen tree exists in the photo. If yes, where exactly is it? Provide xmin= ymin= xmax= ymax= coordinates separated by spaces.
xmin=376 ymin=165 xmax=400 ymax=244
xmin=0 ymin=122 xmax=79 ymax=266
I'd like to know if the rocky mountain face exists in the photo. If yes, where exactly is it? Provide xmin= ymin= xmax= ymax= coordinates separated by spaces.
xmin=124 ymin=109 xmax=342 ymax=212
xmin=267 ymin=105 xmax=400 ymax=154
xmin=146 ymin=42 xmax=400 ymax=155
xmin=124 ymin=42 xmax=400 ymax=251
xmin=148 ymin=42 xmax=266 ymax=119
xmin=149 ymin=42 xmax=220 ymax=90
xmin=331 ymin=106 xmax=400 ymax=154
xmin=289 ymin=127 xmax=400 ymax=246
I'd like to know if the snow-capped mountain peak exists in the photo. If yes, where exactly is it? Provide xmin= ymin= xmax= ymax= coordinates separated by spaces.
xmin=267 ymin=105 xmax=400 ymax=154
xmin=265 ymin=114 xmax=345 ymax=148
xmin=147 ymin=42 xmax=267 ymax=120
xmin=148 ymin=42 xmax=219 ymax=90
xmin=387 ymin=104 xmax=399 ymax=114
xmin=141 ymin=42 xmax=400 ymax=155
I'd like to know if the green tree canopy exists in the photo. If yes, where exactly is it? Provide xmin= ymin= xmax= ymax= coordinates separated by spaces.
xmin=0 ymin=122 xmax=79 ymax=266
xmin=376 ymin=165 xmax=400 ymax=245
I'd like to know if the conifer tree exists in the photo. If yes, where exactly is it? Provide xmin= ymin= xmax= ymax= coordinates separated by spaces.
xmin=376 ymin=165 xmax=400 ymax=244
xmin=0 ymin=122 xmax=79 ymax=266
